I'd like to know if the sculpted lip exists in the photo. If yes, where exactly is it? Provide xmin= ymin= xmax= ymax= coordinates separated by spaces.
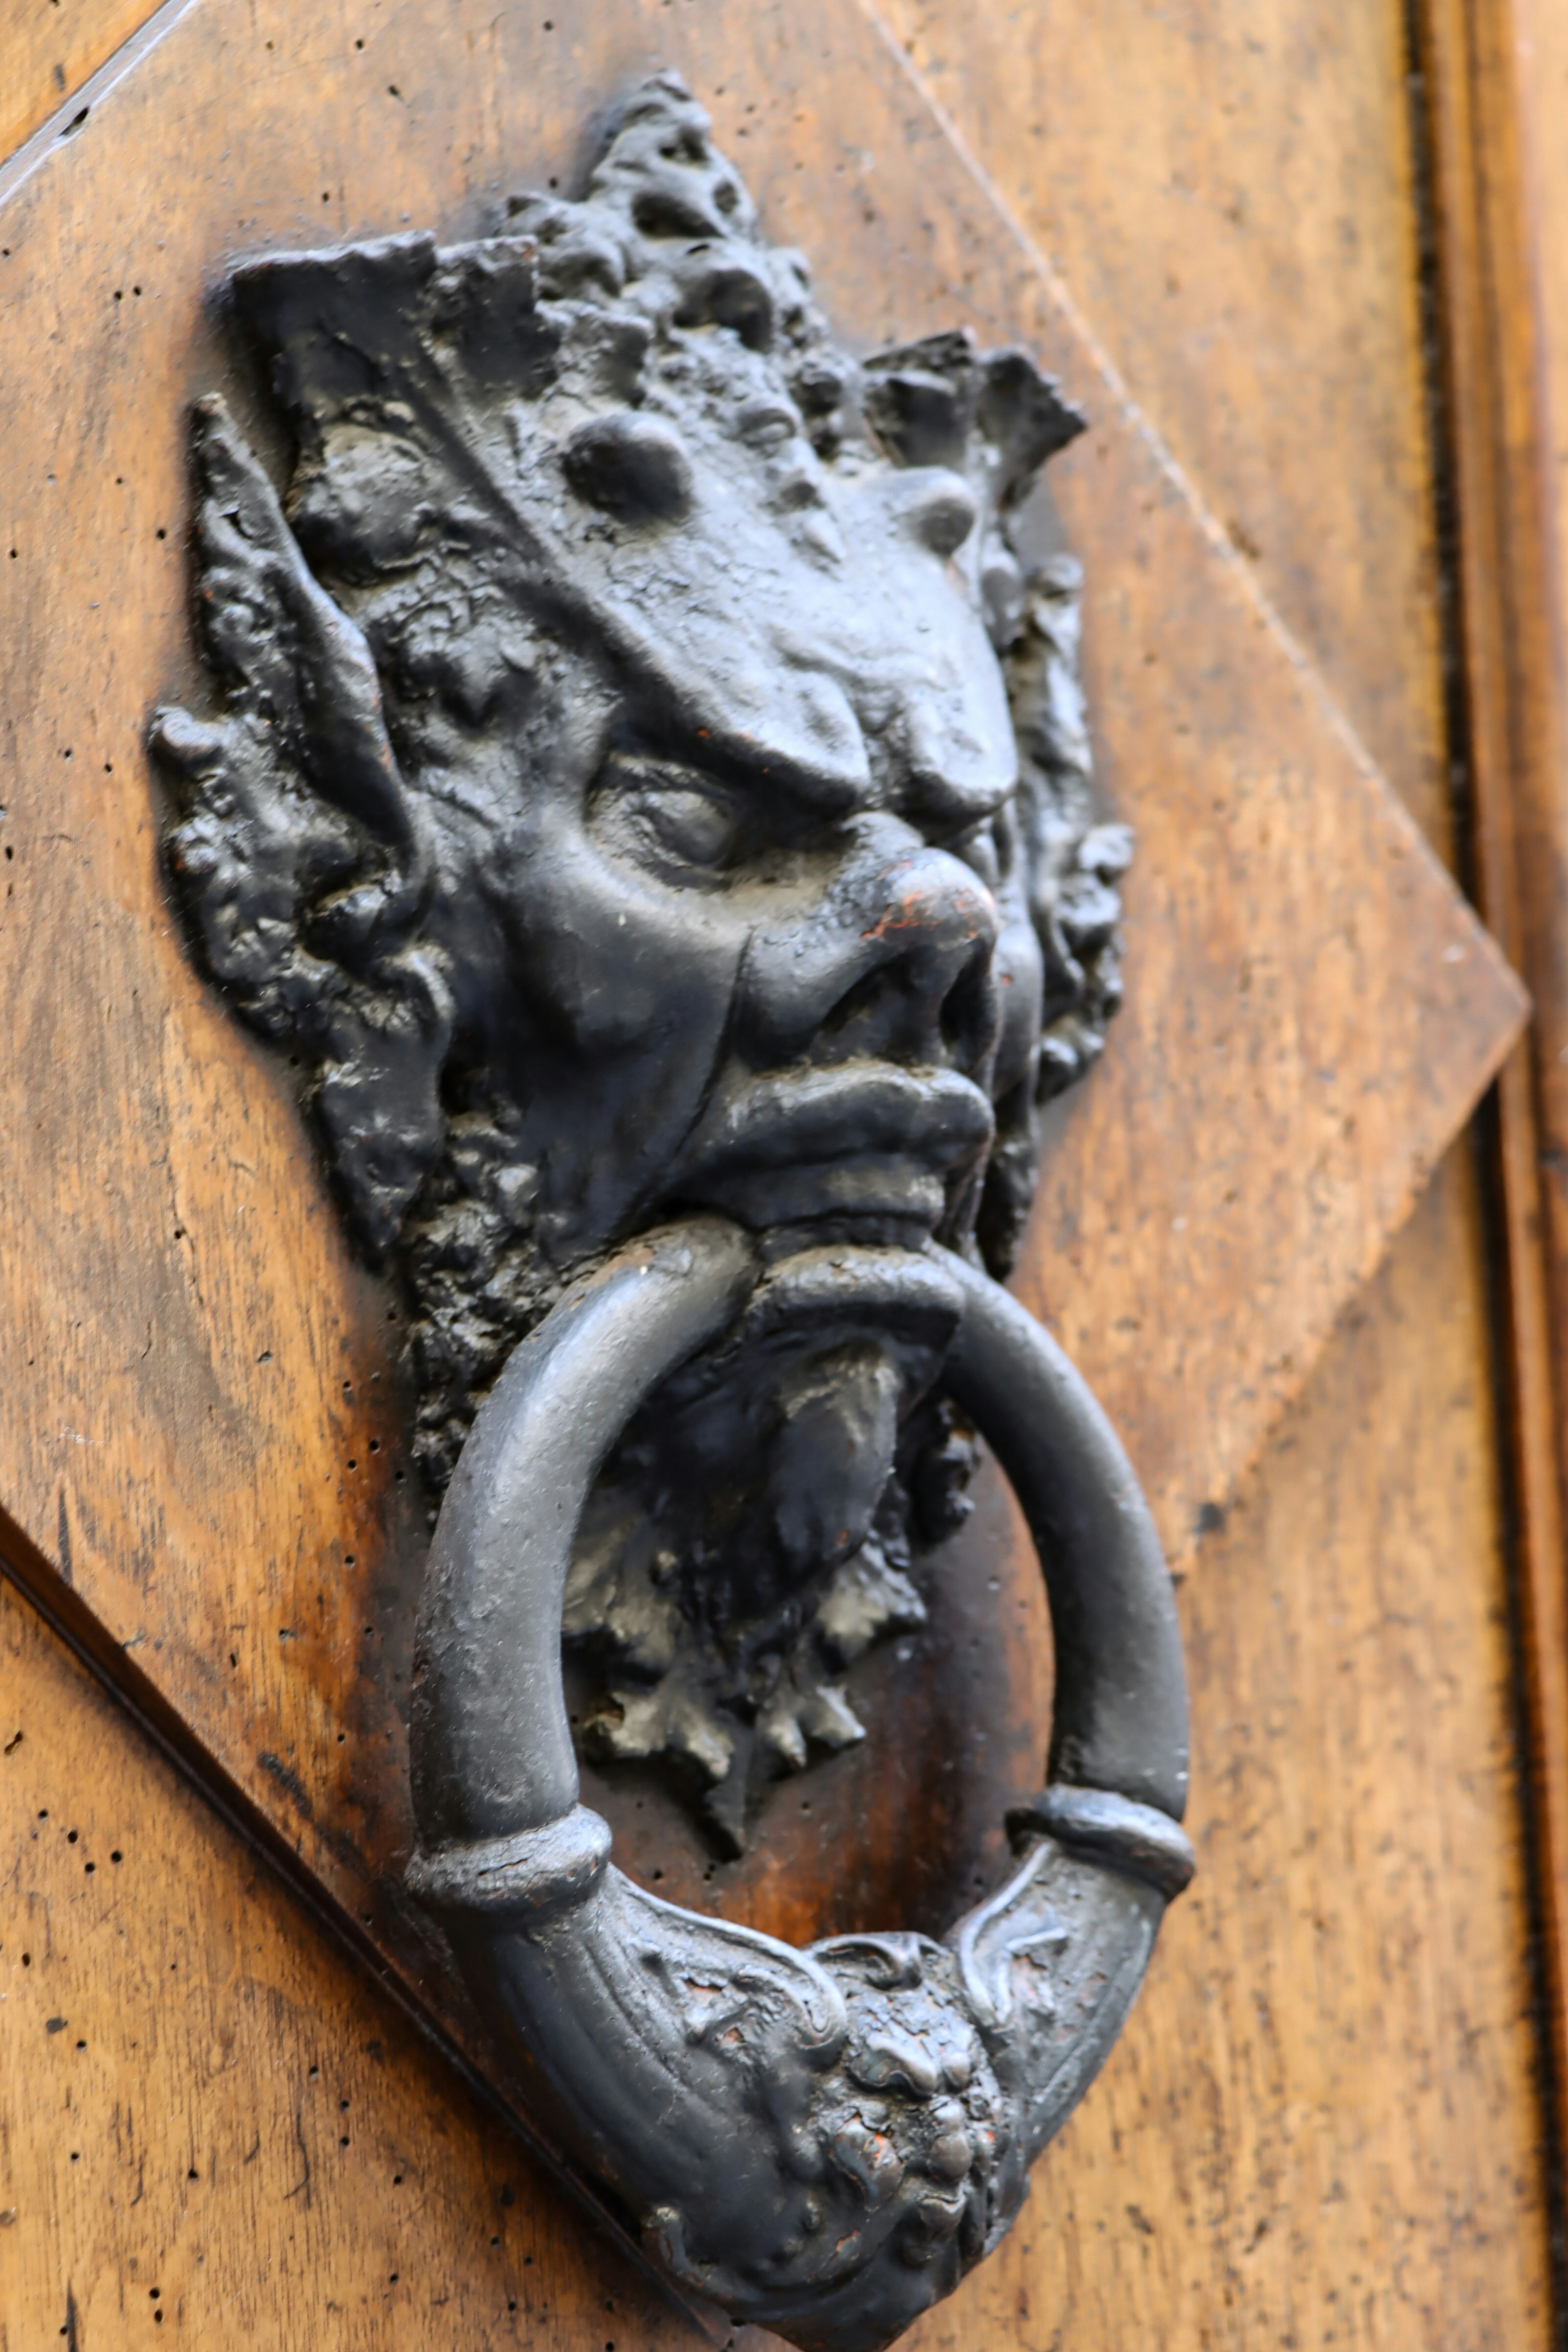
xmin=677 ymin=1062 xmax=996 ymax=1232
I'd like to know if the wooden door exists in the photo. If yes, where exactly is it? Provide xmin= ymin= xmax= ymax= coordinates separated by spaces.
xmin=4 ymin=1 xmax=1568 ymax=2345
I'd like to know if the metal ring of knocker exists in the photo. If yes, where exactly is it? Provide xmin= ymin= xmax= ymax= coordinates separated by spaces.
xmin=408 ymin=1218 xmax=1193 ymax=2352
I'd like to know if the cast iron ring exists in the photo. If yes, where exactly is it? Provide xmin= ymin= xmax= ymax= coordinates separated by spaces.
xmin=408 ymin=1217 xmax=1192 ymax=2352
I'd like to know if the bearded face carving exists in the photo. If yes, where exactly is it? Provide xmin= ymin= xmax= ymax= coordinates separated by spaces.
xmin=154 ymin=71 xmax=1127 ymax=1851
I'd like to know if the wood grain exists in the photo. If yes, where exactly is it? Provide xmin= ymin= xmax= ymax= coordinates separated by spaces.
xmin=845 ymin=15 xmax=1557 ymax=2336
xmin=0 ymin=1570 xmax=709 ymax=2352
xmin=0 ymin=0 xmax=1555 ymax=2343
xmin=1410 ymin=0 xmax=1568 ymax=2165
xmin=0 ymin=0 xmax=1524 ymax=2023
xmin=3 ymin=1159 xmax=1550 ymax=2350
xmin=0 ymin=0 xmax=160 ymax=166
xmin=871 ymin=0 xmax=1568 ymax=2216
xmin=866 ymin=0 xmax=1452 ymax=848
xmin=1528 ymin=0 xmax=1568 ymax=624
xmin=904 ymin=1157 xmax=1552 ymax=2352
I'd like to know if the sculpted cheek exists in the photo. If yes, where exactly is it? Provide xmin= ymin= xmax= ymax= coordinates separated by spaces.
xmin=497 ymin=811 xmax=748 ymax=1059
xmin=990 ymin=911 xmax=1045 ymax=1102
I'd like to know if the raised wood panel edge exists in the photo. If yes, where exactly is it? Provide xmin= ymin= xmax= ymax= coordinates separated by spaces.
xmin=1415 ymin=0 xmax=1568 ymax=2289
xmin=851 ymin=0 xmax=1529 ymax=1518
xmin=0 ymin=1528 xmax=728 ymax=2348
xmin=0 ymin=0 xmax=169 ymax=172
xmin=0 ymin=0 xmax=196 ymax=195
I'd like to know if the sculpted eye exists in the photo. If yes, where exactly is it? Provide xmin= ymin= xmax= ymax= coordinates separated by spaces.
xmin=640 ymin=782 xmax=739 ymax=866
xmin=594 ymin=749 xmax=747 ymax=877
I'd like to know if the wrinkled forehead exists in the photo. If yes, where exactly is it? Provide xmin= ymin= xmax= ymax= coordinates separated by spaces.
xmin=508 ymin=394 xmax=1019 ymax=822
xmin=226 ymin=68 xmax=1080 ymax=826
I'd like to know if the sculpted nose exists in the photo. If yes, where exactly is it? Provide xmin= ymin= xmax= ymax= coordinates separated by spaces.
xmin=745 ymin=816 xmax=1001 ymax=1078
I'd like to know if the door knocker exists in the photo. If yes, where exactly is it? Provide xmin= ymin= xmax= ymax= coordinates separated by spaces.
xmin=153 ymin=71 xmax=1191 ymax=2350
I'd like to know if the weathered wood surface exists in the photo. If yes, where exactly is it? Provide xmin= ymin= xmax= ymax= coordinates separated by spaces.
xmin=3 ymin=1164 xmax=1550 ymax=2350
xmin=0 ymin=0 xmax=1524 ymax=1995
xmin=0 ymin=1572 xmax=707 ymax=2351
xmin=1532 ymin=0 xmax=1568 ymax=606
xmin=897 ymin=0 xmax=1568 ymax=2247
xmin=1405 ymin=0 xmax=1568 ymax=2167
xmin=0 ymin=0 xmax=1556 ymax=2343
xmin=1520 ymin=0 xmax=1568 ymax=2176
xmin=0 ymin=0 xmax=155 ymax=166
xmin=872 ymin=0 xmax=1453 ymax=848
xmin=908 ymin=1161 xmax=1551 ymax=2350
xmin=879 ymin=0 xmax=1568 ymax=2228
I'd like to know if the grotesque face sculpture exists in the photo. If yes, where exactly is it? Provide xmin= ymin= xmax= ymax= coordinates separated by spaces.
xmin=155 ymin=71 xmax=1128 ymax=1848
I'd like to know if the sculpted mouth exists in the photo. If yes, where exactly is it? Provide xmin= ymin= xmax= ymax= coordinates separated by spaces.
xmin=676 ymin=1063 xmax=995 ymax=1238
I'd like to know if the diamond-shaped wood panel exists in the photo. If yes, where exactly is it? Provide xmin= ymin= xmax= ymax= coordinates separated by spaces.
xmin=0 ymin=0 xmax=1523 ymax=2097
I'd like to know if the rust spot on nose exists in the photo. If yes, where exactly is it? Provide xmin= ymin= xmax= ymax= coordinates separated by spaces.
xmin=860 ymin=882 xmax=991 ymax=942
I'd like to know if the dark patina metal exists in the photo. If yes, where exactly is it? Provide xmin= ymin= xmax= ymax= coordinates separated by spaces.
xmin=408 ymin=1221 xmax=1189 ymax=2352
xmin=153 ymin=71 xmax=1190 ymax=2348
